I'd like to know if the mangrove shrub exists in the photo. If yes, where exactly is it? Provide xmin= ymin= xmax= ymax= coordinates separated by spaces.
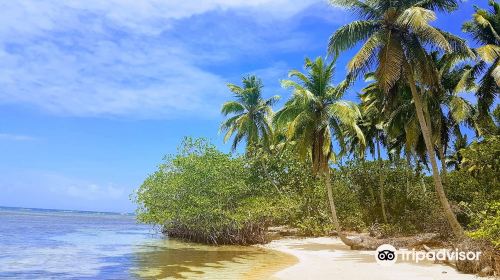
xmin=135 ymin=138 xmax=280 ymax=245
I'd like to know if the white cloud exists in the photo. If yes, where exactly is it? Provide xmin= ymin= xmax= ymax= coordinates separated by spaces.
xmin=0 ymin=133 xmax=36 ymax=141
xmin=0 ymin=39 xmax=227 ymax=118
xmin=0 ymin=169 xmax=130 ymax=211
xmin=0 ymin=0 xmax=342 ymax=119
xmin=47 ymin=178 xmax=125 ymax=202
xmin=23 ymin=171 xmax=128 ymax=201
xmin=63 ymin=184 xmax=125 ymax=201
xmin=0 ymin=1 xmax=321 ymax=36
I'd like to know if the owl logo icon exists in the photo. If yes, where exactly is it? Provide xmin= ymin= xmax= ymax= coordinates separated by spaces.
xmin=375 ymin=244 xmax=397 ymax=266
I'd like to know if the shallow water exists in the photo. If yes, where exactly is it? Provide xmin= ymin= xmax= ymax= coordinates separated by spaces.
xmin=0 ymin=207 xmax=295 ymax=279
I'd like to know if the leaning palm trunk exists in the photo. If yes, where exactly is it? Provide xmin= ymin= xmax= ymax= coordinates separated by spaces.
xmin=363 ymin=157 xmax=377 ymax=214
xmin=324 ymin=170 xmax=357 ymax=247
xmin=376 ymin=140 xmax=388 ymax=223
xmin=405 ymin=151 xmax=411 ymax=197
xmin=378 ymin=175 xmax=388 ymax=223
xmin=437 ymin=146 xmax=448 ymax=185
xmin=407 ymin=72 xmax=464 ymax=238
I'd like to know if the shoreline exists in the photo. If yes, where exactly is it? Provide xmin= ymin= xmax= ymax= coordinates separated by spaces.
xmin=260 ymin=237 xmax=478 ymax=280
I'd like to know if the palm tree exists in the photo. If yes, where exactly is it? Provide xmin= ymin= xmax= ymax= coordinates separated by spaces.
xmin=355 ymin=75 xmax=390 ymax=223
xmin=428 ymin=51 xmax=477 ymax=183
xmin=447 ymin=129 xmax=468 ymax=171
xmin=274 ymin=57 xmax=365 ymax=246
xmin=365 ymin=53 xmax=476 ymax=183
xmin=220 ymin=75 xmax=279 ymax=153
xmin=328 ymin=0 xmax=469 ymax=237
xmin=356 ymin=76 xmax=423 ymax=165
xmin=462 ymin=0 xmax=500 ymax=136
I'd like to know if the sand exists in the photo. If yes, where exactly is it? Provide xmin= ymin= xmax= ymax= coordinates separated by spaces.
xmin=262 ymin=237 xmax=479 ymax=280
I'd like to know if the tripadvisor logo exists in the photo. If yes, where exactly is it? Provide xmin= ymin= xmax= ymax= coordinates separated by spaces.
xmin=375 ymin=244 xmax=482 ymax=266
xmin=375 ymin=244 xmax=397 ymax=266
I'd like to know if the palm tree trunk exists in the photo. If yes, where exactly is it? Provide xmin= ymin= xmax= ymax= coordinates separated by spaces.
xmin=324 ymin=171 xmax=357 ymax=247
xmin=437 ymin=145 xmax=448 ymax=185
xmin=404 ymin=149 xmax=411 ymax=211
xmin=405 ymin=150 xmax=411 ymax=167
xmin=362 ymin=158 xmax=377 ymax=209
xmin=407 ymin=72 xmax=464 ymax=238
xmin=376 ymin=138 xmax=388 ymax=224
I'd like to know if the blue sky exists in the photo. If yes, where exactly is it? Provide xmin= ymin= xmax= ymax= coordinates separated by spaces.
xmin=0 ymin=1 xmax=481 ymax=212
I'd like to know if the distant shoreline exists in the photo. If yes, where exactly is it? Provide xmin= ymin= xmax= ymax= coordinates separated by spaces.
xmin=0 ymin=205 xmax=134 ymax=216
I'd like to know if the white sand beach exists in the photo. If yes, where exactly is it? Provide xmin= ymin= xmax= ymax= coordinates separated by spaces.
xmin=263 ymin=237 xmax=479 ymax=280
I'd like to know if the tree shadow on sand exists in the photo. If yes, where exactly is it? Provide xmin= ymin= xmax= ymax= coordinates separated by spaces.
xmin=131 ymin=239 xmax=280 ymax=279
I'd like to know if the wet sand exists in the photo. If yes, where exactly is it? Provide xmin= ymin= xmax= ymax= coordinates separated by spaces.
xmin=132 ymin=238 xmax=297 ymax=279
xmin=262 ymin=237 xmax=478 ymax=280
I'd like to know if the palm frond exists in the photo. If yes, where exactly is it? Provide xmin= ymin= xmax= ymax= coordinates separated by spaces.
xmin=226 ymin=84 xmax=243 ymax=95
xmin=348 ymin=33 xmax=382 ymax=74
xmin=221 ymin=101 xmax=245 ymax=116
xmin=328 ymin=20 xmax=380 ymax=56
xmin=328 ymin=100 xmax=362 ymax=126
xmin=476 ymin=44 xmax=500 ymax=63
xmin=376 ymin=36 xmax=404 ymax=92
xmin=449 ymin=96 xmax=473 ymax=123
xmin=329 ymin=0 xmax=381 ymax=19
xmin=412 ymin=0 xmax=458 ymax=12
xmin=397 ymin=7 xmax=451 ymax=52
xmin=265 ymin=95 xmax=280 ymax=107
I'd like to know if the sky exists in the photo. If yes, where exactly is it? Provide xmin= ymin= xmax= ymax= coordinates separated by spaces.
xmin=0 ymin=0 xmax=481 ymax=213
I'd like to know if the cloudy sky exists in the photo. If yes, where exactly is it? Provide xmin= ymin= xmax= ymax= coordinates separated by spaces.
xmin=0 ymin=0 xmax=478 ymax=212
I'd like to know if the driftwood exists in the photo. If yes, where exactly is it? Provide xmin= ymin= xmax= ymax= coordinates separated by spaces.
xmin=267 ymin=226 xmax=299 ymax=239
xmin=423 ymin=239 xmax=499 ymax=277
xmin=346 ymin=233 xmax=442 ymax=250
xmin=422 ymin=244 xmax=454 ymax=266
xmin=454 ymin=239 xmax=500 ymax=276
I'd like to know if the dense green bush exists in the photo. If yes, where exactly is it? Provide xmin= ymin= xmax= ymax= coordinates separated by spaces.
xmin=446 ymin=136 xmax=500 ymax=245
xmin=135 ymin=135 xmax=499 ymax=243
xmin=460 ymin=136 xmax=500 ymax=181
xmin=335 ymin=160 xmax=444 ymax=235
xmin=468 ymin=202 xmax=500 ymax=249
xmin=330 ymin=176 xmax=366 ymax=231
xmin=247 ymin=147 xmax=333 ymax=236
xmin=135 ymin=138 xmax=280 ymax=245
xmin=467 ymin=201 xmax=500 ymax=248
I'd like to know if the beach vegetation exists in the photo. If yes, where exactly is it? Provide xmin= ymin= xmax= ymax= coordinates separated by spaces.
xmin=135 ymin=0 xmax=499 ymax=274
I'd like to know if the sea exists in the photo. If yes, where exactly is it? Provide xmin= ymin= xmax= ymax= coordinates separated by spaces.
xmin=0 ymin=207 xmax=294 ymax=279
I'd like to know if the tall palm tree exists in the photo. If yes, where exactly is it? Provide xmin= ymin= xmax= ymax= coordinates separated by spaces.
xmin=428 ymin=51 xmax=477 ymax=183
xmin=328 ymin=0 xmax=469 ymax=237
xmin=462 ymin=0 xmax=500 ymax=136
xmin=447 ymin=129 xmax=468 ymax=171
xmin=356 ymin=75 xmax=423 ymax=164
xmin=274 ymin=57 xmax=365 ymax=246
xmin=355 ymin=75 xmax=390 ymax=222
xmin=367 ymin=52 xmax=476 ymax=182
xmin=220 ymin=75 xmax=279 ymax=153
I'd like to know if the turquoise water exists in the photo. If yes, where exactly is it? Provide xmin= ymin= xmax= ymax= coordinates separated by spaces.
xmin=0 ymin=207 xmax=294 ymax=279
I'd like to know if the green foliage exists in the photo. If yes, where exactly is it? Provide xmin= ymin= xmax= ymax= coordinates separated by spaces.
xmin=135 ymin=1 xmax=500 ymax=246
xmin=247 ymin=147 xmax=333 ymax=236
xmin=330 ymin=175 xmax=366 ymax=231
xmin=135 ymin=135 xmax=500 ymax=242
xmin=460 ymin=135 xmax=500 ymax=178
xmin=329 ymin=0 xmax=466 ymax=91
xmin=220 ymin=75 xmax=279 ymax=152
xmin=462 ymin=0 xmax=500 ymax=118
xmin=135 ymin=137 xmax=280 ymax=245
xmin=274 ymin=56 xmax=364 ymax=172
xmin=336 ymin=160 xmax=443 ymax=234
xmin=446 ymin=136 xmax=500 ymax=233
xmin=467 ymin=201 xmax=500 ymax=248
